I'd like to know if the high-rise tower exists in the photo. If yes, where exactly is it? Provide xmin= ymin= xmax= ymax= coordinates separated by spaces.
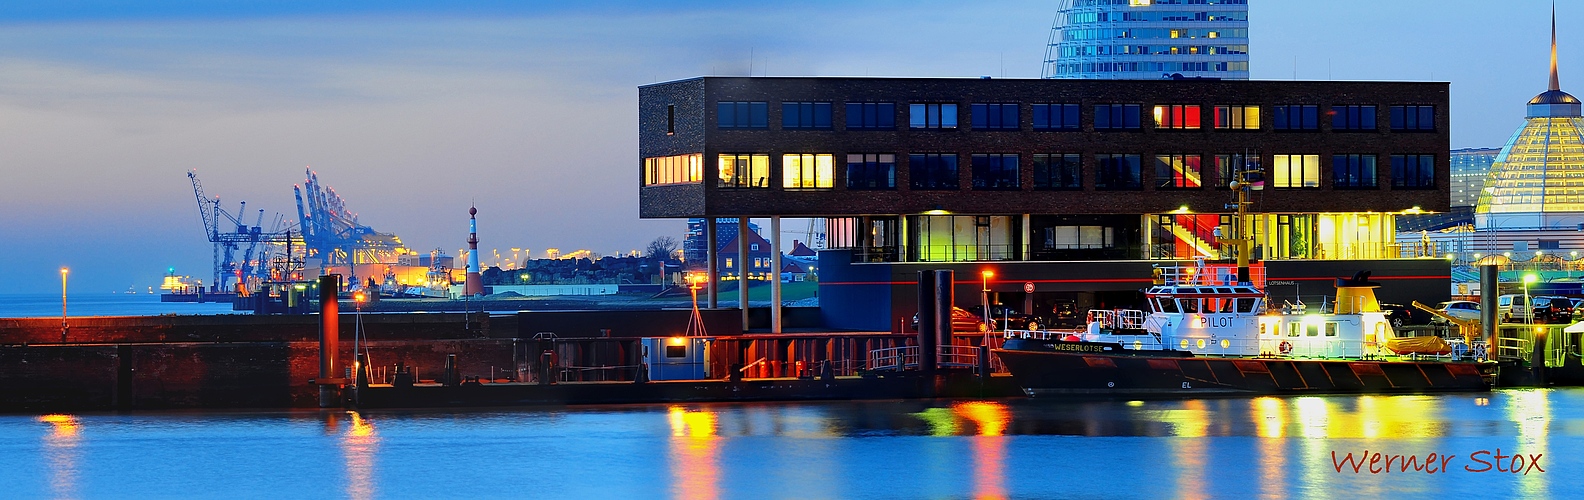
xmin=1042 ymin=0 xmax=1250 ymax=80
xmin=463 ymin=206 xmax=485 ymax=296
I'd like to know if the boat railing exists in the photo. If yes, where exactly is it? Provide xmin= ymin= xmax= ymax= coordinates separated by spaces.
xmin=1087 ymin=309 xmax=1147 ymax=330
xmin=1154 ymin=262 xmax=1265 ymax=287
xmin=1004 ymin=329 xmax=1083 ymax=341
xmin=938 ymin=345 xmax=980 ymax=369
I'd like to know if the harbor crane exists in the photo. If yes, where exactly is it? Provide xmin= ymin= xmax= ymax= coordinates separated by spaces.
xmin=187 ymin=170 xmax=298 ymax=293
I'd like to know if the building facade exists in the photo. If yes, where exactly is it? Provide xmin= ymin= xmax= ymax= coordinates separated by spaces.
xmin=1451 ymin=148 xmax=1500 ymax=208
xmin=1043 ymin=0 xmax=1249 ymax=80
xmin=639 ymin=76 xmax=1451 ymax=330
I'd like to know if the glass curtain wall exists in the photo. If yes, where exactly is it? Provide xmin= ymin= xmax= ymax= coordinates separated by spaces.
xmin=911 ymin=215 xmax=1016 ymax=262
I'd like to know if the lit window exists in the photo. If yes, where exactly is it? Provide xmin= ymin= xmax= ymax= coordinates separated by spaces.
xmin=971 ymin=103 xmax=1019 ymax=130
xmin=1272 ymin=154 xmax=1320 ymax=188
xmin=1332 ymin=105 xmax=1377 ymax=131
xmin=725 ymin=258 xmax=733 ymax=268
xmin=1332 ymin=154 xmax=1378 ymax=189
xmin=1154 ymin=155 xmax=1202 ymax=189
xmin=642 ymin=153 xmax=704 ymax=186
xmin=718 ymin=153 xmax=770 ymax=188
xmin=717 ymin=101 xmax=768 ymax=129
xmin=781 ymin=102 xmax=832 ymax=129
xmin=909 ymin=103 xmax=958 ymax=129
xmin=909 ymin=154 xmax=960 ymax=190
xmin=782 ymin=153 xmax=835 ymax=189
xmin=1033 ymin=154 xmax=1082 ymax=190
xmin=1392 ymin=154 xmax=1436 ymax=189
xmin=971 ymin=154 xmax=1020 ymax=190
xmin=1213 ymin=105 xmax=1260 ymax=130
xmin=1390 ymin=105 xmax=1436 ymax=131
xmin=1152 ymin=105 xmax=1200 ymax=129
xmin=847 ymin=154 xmax=897 ymax=190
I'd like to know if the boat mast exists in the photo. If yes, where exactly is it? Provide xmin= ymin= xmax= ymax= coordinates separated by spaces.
xmin=1219 ymin=162 xmax=1255 ymax=284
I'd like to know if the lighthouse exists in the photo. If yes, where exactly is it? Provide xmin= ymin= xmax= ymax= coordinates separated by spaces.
xmin=463 ymin=205 xmax=485 ymax=296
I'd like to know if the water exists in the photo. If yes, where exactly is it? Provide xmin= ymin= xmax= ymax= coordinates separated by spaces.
xmin=0 ymin=293 xmax=241 ymax=318
xmin=3 ymin=390 xmax=1581 ymax=499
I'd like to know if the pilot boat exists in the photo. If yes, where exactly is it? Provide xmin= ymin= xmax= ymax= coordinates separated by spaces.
xmin=993 ymin=264 xmax=1494 ymax=396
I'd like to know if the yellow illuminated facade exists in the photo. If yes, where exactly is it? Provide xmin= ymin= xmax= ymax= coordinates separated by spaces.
xmin=1476 ymin=22 xmax=1584 ymax=230
xmin=782 ymin=153 xmax=835 ymax=189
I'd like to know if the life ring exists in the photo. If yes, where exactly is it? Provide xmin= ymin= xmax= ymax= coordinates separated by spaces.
xmin=1278 ymin=341 xmax=1293 ymax=355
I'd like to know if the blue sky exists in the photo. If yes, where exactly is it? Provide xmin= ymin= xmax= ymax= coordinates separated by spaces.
xmin=0 ymin=0 xmax=1571 ymax=295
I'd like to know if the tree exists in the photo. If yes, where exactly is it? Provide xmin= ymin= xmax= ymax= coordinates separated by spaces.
xmin=646 ymin=236 xmax=679 ymax=260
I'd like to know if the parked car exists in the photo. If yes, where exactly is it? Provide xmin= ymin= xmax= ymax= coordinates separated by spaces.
xmin=1497 ymin=294 xmax=1535 ymax=323
xmin=966 ymin=304 xmax=1041 ymax=331
xmin=1433 ymin=300 xmax=1481 ymax=323
xmin=911 ymin=307 xmax=989 ymax=333
xmin=1532 ymin=296 xmax=1574 ymax=324
xmin=1377 ymin=303 xmax=1416 ymax=327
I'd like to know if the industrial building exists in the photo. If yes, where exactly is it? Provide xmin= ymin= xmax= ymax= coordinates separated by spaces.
xmin=639 ymin=76 xmax=1453 ymax=332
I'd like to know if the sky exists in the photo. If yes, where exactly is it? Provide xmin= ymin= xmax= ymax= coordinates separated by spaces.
xmin=0 ymin=0 xmax=1572 ymax=294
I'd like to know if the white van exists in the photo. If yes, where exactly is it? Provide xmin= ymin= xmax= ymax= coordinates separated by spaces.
xmin=1497 ymin=294 xmax=1533 ymax=322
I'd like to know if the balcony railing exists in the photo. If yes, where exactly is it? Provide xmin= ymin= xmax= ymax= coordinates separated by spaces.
xmin=836 ymin=241 xmax=1456 ymax=264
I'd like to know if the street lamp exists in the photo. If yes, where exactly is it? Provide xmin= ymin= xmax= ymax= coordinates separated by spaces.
xmin=981 ymin=270 xmax=995 ymax=343
xmin=1523 ymin=273 xmax=1538 ymax=327
xmin=59 ymin=267 xmax=68 ymax=340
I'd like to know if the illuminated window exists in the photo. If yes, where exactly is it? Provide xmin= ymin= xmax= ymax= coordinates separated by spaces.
xmin=1154 ymin=154 xmax=1203 ymax=189
xmin=1390 ymin=105 xmax=1436 ymax=131
xmin=1095 ymin=104 xmax=1142 ymax=130
xmin=1272 ymin=154 xmax=1320 ymax=188
xmin=717 ymin=101 xmax=768 ymax=129
xmin=971 ymin=103 xmax=1019 ymax=130
xmin=725 ymin=258 xmax=733 ymax=268
xmin=1332 ymin=105 xmax=1377 ymax=130
xmin=1033 ymin=153 xmax=1082 ymax=190
xmin=1392 ymin=154 xmax=1436 ymax=189
xmin=909 ymin=154 xmax=959 ymax=190
xmin=971 ymin=153 xmax=1020 ymax=190
xmin=1096 ymin=154 xmax=1142 ymax=190
xmin=1213 ymin=105 xmax=1260 ymax=130
xmin=782 ymin=153 xmax=835 ymax=189
xmin=847 ymin=154 xmax=896 ymax=190
xmin=1033 ymin=104 xmax=1081 ymax=130
xmin=1153 ymin=104 xmax=1201 ymax=129
xmin=781 ymin=102 xmax=832 ymax=129
xmin=1214 ymin=154 xmax=1257 ymax=189
xmin=909 ymin=103 xmax=958 ymax=129
xmin=642 ymin=153 xmax=704 ymax=186
xmin=1332 ymin=154 xmax=1378 ymax=189
xmin=1272 ymin=105 xmax=1319 ymax=130
xmin=846 ymin=102 xmax=896 ymax=130
xmin=718 ymin=153 xmax=770 ymax=188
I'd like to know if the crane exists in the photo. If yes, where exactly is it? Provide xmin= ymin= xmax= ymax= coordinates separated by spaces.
xmin=187 ymin=170 xmax=298 ymax=293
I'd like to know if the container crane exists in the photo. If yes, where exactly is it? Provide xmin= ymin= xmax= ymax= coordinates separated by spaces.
xmin=187 ymin=170 xmax=298 ymax=293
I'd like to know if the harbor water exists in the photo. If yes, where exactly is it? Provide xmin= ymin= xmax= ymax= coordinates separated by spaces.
xmin=0 ymin=293 xmax=240 ymax=318
xmin=2 ymin=390 xmax=1581 ymax=499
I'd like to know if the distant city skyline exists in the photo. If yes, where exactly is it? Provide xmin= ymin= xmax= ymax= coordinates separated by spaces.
xmin=0 ymin=0 xmax=1573 ymax=293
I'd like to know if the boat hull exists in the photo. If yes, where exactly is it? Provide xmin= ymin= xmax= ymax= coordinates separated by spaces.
xmin=994 ymin=341 xmax=1493 ymax=397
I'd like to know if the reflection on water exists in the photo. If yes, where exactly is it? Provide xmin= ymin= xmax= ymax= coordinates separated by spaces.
xmin=2 ymin=390 xmax=1581 ymax=499
xmin=667 ymin=406 xmax=719 ymax=500
xmin=38 ymin=414 xmax=80 ymax=500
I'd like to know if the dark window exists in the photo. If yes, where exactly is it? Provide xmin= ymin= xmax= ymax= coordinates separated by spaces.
xmin=1154 ymin=154 xmax=1203 ymax=189
xmin=1153 ymin=105 xmax=1201 ymax=129
xmin=717 ymin=101 xmax=768 ymax=129
xmin=909 ymin=103 xmax=958 ymax=129
xmin=1094 ymin=104 xmax=1142 ymax=130
xmin=1391 ymin=154 xmax=1436 ymax=189
xmin=666 ymin=105 xmax=675 ymax=135
xmin=665 ymin=345 xmax=686 ymax=358
xmin=971 ymin=154 xmax=1020 ymax=190
xmin=1390 ymin=105 xmax=1436 ymax=131
xmin=1540 ymin=240 xmax=1562 ymax=250
xmin=1331 ymin=105 xmax=1377 ymax=131
xmin=846 ymin=153 xmax=896 ymax=190
xmin=1033 ymin=104 xmax=1081 ymax=130
xmin=1214 ymin=105 xmax=1260 ymax=130
xmin=1095 ymin=154 xmax=1142 ymax=190
xmin=1213 ymin=154 xmax=1258 ymax=189
xmin=845 ymin=102 xmax=896 ymax=130
xmin=1332 ymin=154 xmax=1378 ymax=188
xmin=1271 ymin=105 xmax=1319 ymax=130
xmin=909 ymin=154 xmax=959 ymax=190
xmin=1033 ymin=154 xmax=1082 ymax=190
xmin=781 ymin=102 xmax=832 ymax=129
xmin=971 ymin=103 xmax=1019 ymax=130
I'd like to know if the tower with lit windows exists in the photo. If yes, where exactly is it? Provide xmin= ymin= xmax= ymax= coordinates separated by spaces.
xmin=1042 ymin=0 xmax=1249 ymax=80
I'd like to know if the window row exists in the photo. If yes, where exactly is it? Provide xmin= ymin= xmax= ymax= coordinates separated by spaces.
xmin=712 ymin=101 xmax=1435 ymax=132
xmin=686 ymin=152 xmax=1436 ymax=190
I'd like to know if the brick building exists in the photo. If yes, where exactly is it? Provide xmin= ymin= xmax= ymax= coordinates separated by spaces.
xmin=638 ymin=76 xmax=1453 ymax=331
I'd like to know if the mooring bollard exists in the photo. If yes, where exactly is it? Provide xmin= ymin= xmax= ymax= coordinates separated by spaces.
xmin=317 ymin=274 xmax=344 ymax=408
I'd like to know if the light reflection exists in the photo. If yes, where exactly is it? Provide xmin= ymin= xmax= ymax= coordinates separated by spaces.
xmin=953 ymin=401 xmax=1010 ymax=500
xmin=341 ymin=412 xmax=379 ymax=500
xmin=1507 ymin=390 xmax=1550 ymax=498
xmin=39 ymin=414 xmax=81 ymax=500
xmin=667 ymin=406 xmax=720 ymax=500
xmin=1162 ymin=400 xmax=1209 ymax=500
xmin=914 ymin=407 xmax=960 ymax=437
xmin=1250 ymin=398 xmax=1286 ymax=500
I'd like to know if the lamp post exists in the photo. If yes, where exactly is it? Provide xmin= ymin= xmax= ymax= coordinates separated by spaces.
xmin=1523 ymin=273 xmax=1538 ymax=327
xmin=352 ymin=290 xmax=366 ymax=403
xmin=981 ymin=270 xmax=994 ymax=346
xmin=60 ymin=267 xmax=68 ymax=340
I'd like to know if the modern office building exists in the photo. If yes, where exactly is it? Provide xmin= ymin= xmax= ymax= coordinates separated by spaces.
xmin=1451 ymin=148 xmax=1500 ymax=208
xmin=1043 ymin=0 xmax=1249 ymax=80
xmin=639 ymin=76 xmax=1451 ymax=331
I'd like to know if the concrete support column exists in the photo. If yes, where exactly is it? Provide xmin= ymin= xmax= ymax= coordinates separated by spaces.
xmin=739 ymin=218 xmax=751 ymax=331
xmin=1021 ymin=213 xmax=1032 ymax=261
xmin=771 ymin=216 xmax=782 ymax=334
xmin=706 ymin=218 xmax=718 ymax=309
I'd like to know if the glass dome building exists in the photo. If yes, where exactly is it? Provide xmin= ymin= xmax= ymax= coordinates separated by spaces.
xmin=1476 ymin=17 xmax=1584 ymax=230
xmin=1042 ymin=0 xmax=1249 ymax=80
